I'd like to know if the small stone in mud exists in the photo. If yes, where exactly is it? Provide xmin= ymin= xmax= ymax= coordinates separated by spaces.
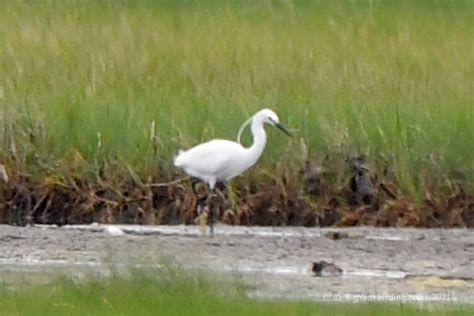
xmin=311 ymin=261 xmax=343 ymax=277
xmin=323 ymin=231 xmax=349 ymax=240
xmin=0 ymin=234 xmax=27 ymax=241
xmin=106 ymin=226 xmax=125 ymax=236
xmin=205 ymin=242 xmax=221 ymax=247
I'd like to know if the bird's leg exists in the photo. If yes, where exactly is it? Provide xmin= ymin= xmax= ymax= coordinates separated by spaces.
xmin=215 ymin=181 xmax=228 ymax=200
xmin=191 ymin=177 xmax=200 ymax=196
xmin=191 ymin=178 xmax=209 ymax=235
xmin=206 ymin=184 xmax=216 ymax=237
xmin=208 ymin=190 xmax=214 ymax=237
xmin=191 ymin=177 xmax=207 ymax=215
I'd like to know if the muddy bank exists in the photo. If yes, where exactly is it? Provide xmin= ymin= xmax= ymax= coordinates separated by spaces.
xmin=0 ymin=170 xmax=473 ymax=228
xmin=0 ymin=224 xmax=473 ymax=304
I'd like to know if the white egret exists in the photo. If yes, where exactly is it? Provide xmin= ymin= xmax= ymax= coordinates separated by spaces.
xmin=174 ymin=108 xmax=291 ymax=235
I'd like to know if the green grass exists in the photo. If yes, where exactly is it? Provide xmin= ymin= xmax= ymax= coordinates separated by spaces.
xmin=0 ymin=0 xmax=472 ymax=193
xmin=0 ymin=268 xmax=471 ymax=316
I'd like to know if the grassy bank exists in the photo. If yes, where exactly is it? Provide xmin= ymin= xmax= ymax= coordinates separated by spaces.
xmin=0 ymin=269 xmax=471 ymax=315
xmin=0 ymin=1 xmax=472 ymax=226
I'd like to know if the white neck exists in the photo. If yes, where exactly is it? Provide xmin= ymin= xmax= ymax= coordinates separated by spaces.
xmin=245 ymin=118 xmax=267 ymax=164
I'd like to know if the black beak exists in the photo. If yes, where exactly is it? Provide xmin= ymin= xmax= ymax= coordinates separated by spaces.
xmin=275 ymin=122 xmax=292 ymax=137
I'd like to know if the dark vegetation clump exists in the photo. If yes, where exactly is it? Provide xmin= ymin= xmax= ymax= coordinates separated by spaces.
xmin=0 ymin=155 xmax=472 ymax=228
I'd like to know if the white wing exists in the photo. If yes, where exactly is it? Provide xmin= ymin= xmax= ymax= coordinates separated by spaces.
xmin=174 ymin=139 xmax=245 ymax=179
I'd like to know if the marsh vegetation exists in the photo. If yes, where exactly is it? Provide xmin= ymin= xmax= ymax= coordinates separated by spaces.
xmin=0 ymin=1 xmax=472 ymax=226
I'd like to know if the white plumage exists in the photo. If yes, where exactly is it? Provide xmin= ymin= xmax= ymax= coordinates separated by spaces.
xmin=174 ymin=108 xmax=291 ymax=234
xmin=174 ymin=140 xmax=254 ymax=188
xmin=174 ymin=108 xmax=291 ymax=189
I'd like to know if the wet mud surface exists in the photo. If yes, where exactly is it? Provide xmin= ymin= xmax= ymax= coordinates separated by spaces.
xmin=0 ymin=224 xmax=473 ymax=304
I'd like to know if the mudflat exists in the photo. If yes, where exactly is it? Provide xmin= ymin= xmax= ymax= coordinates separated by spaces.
xmin=0 ymin=224 xmax=473 ymax=304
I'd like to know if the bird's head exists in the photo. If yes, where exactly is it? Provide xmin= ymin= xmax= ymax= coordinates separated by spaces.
xmin=256 ymin=108 xmax=292 ymax=137
xmin=237 ymin=108 xmax=292 ymax=144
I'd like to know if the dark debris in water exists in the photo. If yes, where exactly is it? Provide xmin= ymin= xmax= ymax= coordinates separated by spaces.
xmin=311 ymin=261 xmax=343 ymax=277
xmin=323 ymin=231 xmax=351 ymax=240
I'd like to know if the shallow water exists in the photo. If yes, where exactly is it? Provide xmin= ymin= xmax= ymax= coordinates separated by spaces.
xmin=0 ymin=224 xmax=473 ymax=304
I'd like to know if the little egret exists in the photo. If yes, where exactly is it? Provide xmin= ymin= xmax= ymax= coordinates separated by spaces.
xmin=174 ymin=108 xmax=291 ymax=235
